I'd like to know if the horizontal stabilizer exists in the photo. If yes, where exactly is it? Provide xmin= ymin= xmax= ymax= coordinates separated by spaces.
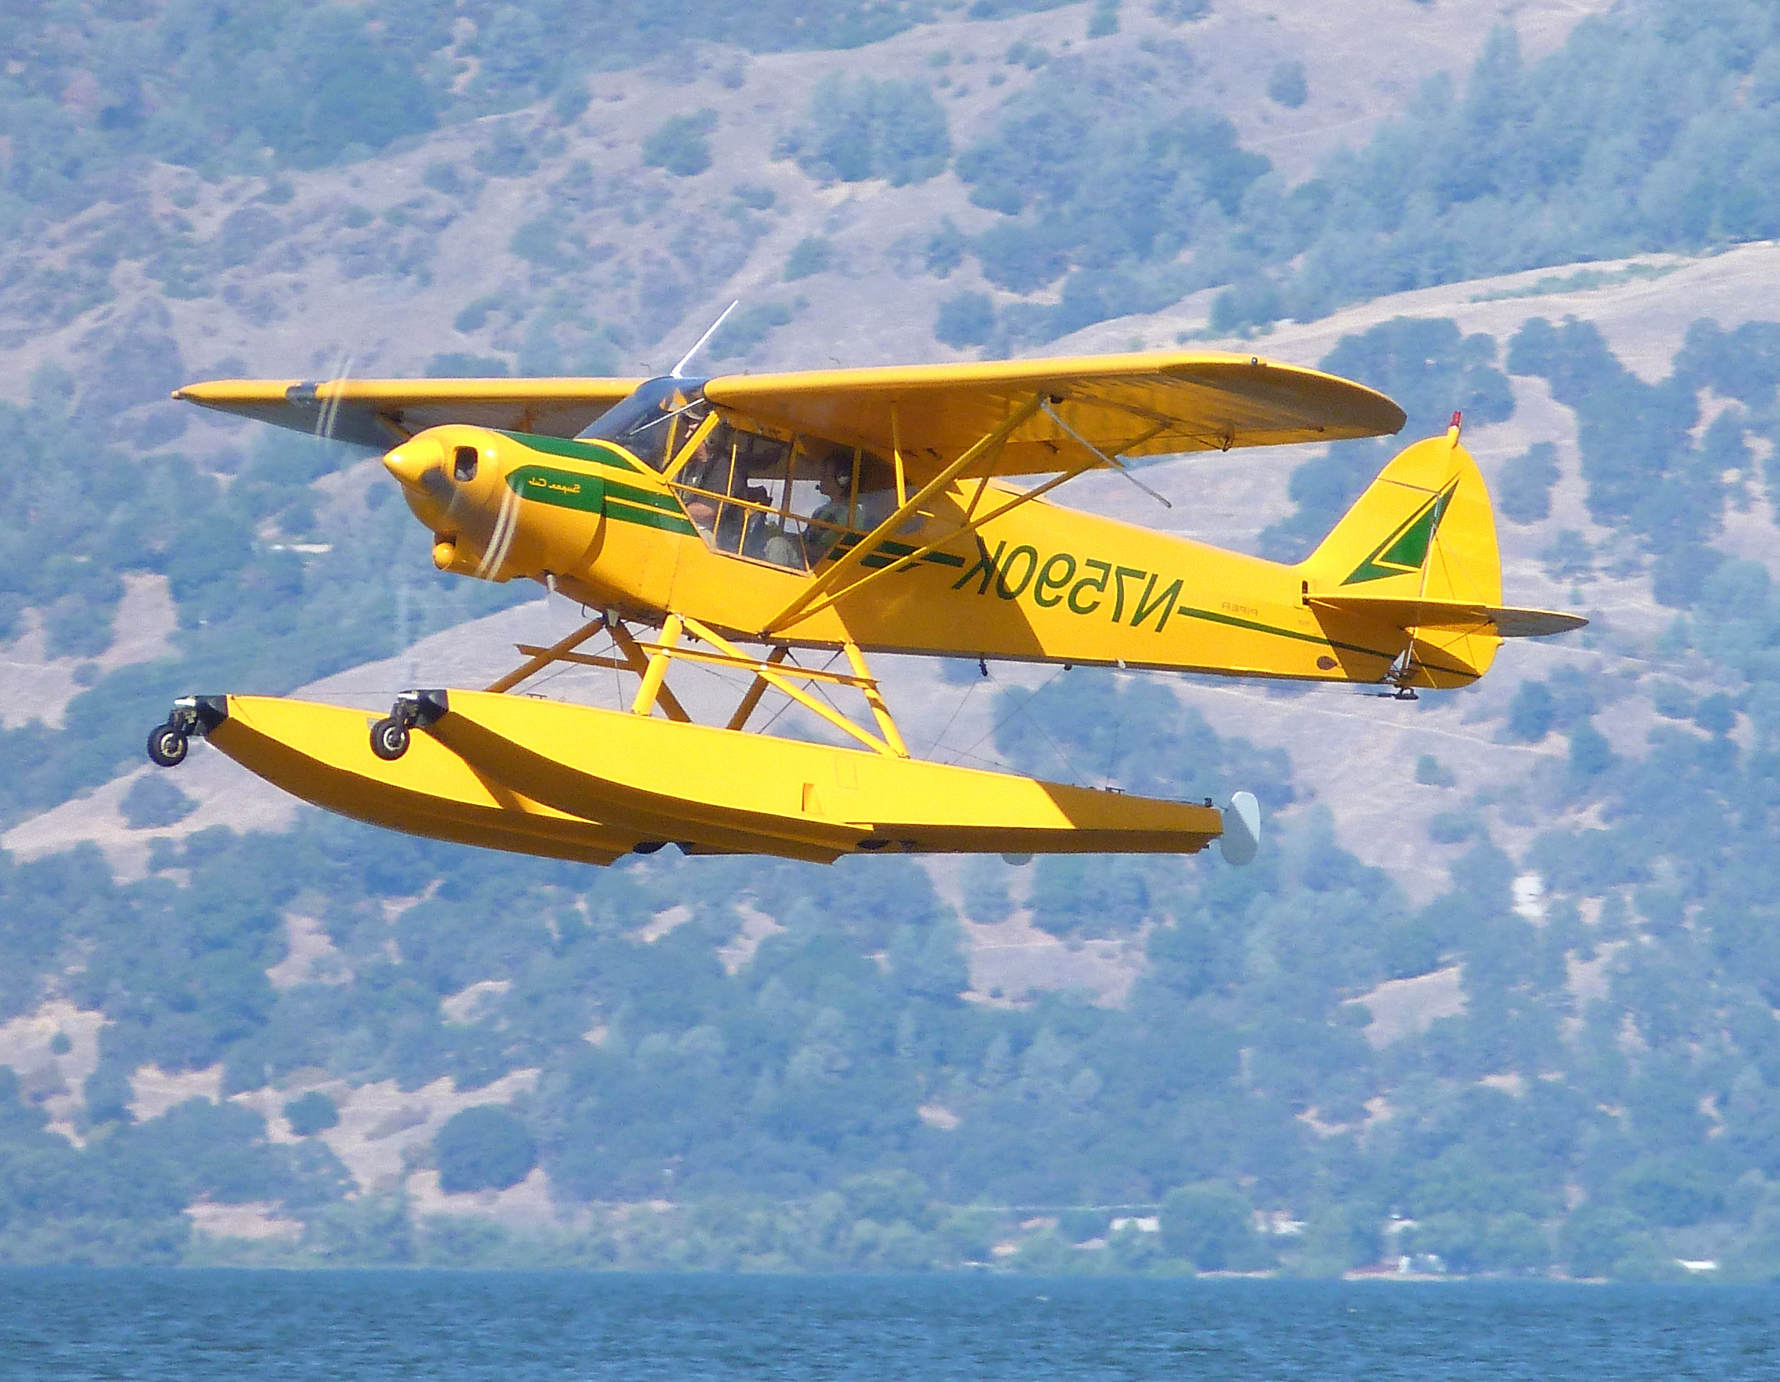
xmin=1308 ymin=596 xmax=1587 ymax=639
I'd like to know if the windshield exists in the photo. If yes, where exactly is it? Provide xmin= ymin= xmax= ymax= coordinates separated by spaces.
xmin=578 ymin=376 xmax=709 ymax=470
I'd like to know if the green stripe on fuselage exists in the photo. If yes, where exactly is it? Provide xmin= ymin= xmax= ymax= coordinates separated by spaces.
xmin=603 ymin=497 xmax=697 ymax=535
xmin=1173 ymin=603 xmax=1398 ymax=664
xmin=602 ymin=478 xmax=688 ymax=515
xmin=502 ymin=452 xmax=697 ymax=533
xmin=830 ymin=533 xmax=968 ymax=570
xmin=506 ymin=465 xmax=604 ymax=513
xmin=496 ymin=431 xmax=642 ymax=474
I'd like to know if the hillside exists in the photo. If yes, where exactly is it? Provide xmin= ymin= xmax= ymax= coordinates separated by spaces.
xmin=4 ymin=0 xmax=1780 ymax=1282
xmin=1 ymin=0 xmax=1609 ymax=400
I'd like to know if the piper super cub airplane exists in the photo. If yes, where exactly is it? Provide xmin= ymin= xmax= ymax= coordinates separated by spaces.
xmin=146 ymin=332 xmax=1583 ymax=868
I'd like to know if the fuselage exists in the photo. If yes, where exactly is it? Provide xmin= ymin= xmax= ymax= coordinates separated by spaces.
xmin=381 ymin=418 xmax=1477 ymax=689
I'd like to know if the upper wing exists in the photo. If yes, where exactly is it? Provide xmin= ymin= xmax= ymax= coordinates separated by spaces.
xmin=172 ymin=377 xmax=646 ymax=450
xmin=702 ymin=351 xmax=1406 ymax=480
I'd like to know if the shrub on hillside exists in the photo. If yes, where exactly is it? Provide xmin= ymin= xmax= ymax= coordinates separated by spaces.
xmin=784 ymin=237 xmax=834 ymax=280
xmin=1159 ymin=1183 xmax=1267 ymax=1270
xmin=643 ymin=111 xmax=716 ymax=178
xmin=788 ymin=76 xmax=950 ymax=186
xmin=120 ymin=775 xmax=196 ymax=830
xmin=435 ymin=1105 xmax=537 ymax=1193
xmin=1497 ymin=442 xmax=1561 ymax=524
xmin=284 ymin=1091 xmax=340 ymax=1137
xmin=935 ymin=292 xmax=996 ymax=348
xmin=1505 ymin=680 xmax=1556 ymax=743
xmin=708 ymin=302 xmax=794 ymax=360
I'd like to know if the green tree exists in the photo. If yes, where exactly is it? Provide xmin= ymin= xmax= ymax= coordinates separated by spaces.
xmin=1505 ymin=681 xmax=1555 ymax=743
xmin=1559 ymin=1204 xmax=1642 ymax=1278
xmin=960 ymin=856 xmax=1013 ymax=923
xmin=1011 ymin=1227 xmax=1072 ymax=1273
xmin=283 ymin=1091 xmax=340 ymax=1137
xmin=435 ymin=1105 xmax=537 ymax=1193
xmin=793 ymin=76 xmax=951 ymax=185
xmin=119 ymin=776 xmax=195 ymax=830
xmin=886 ymin=921 xmax=970 ymax=1000
xmin=936 ymin=292 xmax=996 ymax=348
xmin=784 ymin=237 xmax=834 ymax=280
xmin=643 ymin=111 xmax=717 ymax=177
xmin=1496 ymin=442 xmax=1561 ymax=524
xmin=1159 ymin=1183 xmax=1257 ymax=1270
xmin=1293 ymin=1203 xmax=1382 ymax=1275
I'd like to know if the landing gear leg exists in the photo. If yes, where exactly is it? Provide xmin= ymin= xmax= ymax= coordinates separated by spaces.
xmin=145 ymin=695 xmax=229 ymax=768
xmin=369 ymin=689 xmax=450 ymax=762
xmin=1376 ymin=646 xmax=1420 ymax=701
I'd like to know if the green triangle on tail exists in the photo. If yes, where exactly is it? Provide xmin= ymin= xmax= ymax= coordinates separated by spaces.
xmin=1342 ymin=480 xmax=1459 ymax=586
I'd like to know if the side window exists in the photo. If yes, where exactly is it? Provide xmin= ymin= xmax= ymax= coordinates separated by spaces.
xmin=776 ymin=446 xmax=908 ymax=568
xmin=853 ymin=452 xmax=901 ymax=529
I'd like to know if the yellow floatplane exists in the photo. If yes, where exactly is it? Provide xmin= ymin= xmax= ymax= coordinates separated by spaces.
xmin=147 ymin=343 xmax=1583 ymax=866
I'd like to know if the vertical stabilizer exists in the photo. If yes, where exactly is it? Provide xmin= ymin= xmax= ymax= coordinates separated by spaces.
xmin=1299 ymin=423 xmax=1504 ymax=686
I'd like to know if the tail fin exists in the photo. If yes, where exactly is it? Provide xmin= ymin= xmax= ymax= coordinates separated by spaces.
xmin=1300 ymin=420 xmax=1506 ymax=687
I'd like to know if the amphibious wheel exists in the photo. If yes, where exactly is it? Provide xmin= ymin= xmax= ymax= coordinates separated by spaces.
xmin=146 ymin=722 xmax=188 ymax=768
xmin=369 ymin=717 xmax=411 ymax=761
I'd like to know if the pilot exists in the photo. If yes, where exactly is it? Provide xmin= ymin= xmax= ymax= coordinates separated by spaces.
xmin=678 ymin=427 xmax=718 ymax=480
xmin=804 ymin=454 xmax=856 ymax=562
xmin=673 ymin=430 xmax=717 ymax=530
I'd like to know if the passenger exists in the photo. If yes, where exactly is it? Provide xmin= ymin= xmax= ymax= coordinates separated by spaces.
xmin=761 ymin=527 xmax=804 ymax=569
xmin=855 ymin=481 xmax=899 ymax=532
xmin=716 ymin=459 xmax=772 ymax=556
xmin=684 ymin=495 xmax=718 ymax=532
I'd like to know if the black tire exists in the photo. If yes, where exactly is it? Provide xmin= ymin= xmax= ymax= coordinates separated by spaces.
xmin=369 ymin=717 xmax=411 ymax=761
xmin=146 ymin=723 xmax=188 ymax=768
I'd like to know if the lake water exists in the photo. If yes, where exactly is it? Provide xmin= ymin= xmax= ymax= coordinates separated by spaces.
xmin=0 ymin=1270 xmax=1774 ymax=1380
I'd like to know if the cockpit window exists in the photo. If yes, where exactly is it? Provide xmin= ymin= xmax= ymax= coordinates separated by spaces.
xmin=668 ymin=428 xmax=903 ymax=573
xmin=578 ymin=376 xmax=710 ymax=471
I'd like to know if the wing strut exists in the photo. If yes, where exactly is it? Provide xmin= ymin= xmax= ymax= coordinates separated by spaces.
xmin=763 ymin=395 xmax=1048 ymax=635
xmin=676 ymin=616 xmax=906 ymax=757
xmin=486 ymin=615 xmax=608 ymax=693
xmin=778 ymin=457 xmax=1100 ymax=633
xmin=489 ymin=614 xmax=693 ymax=722
xmin=727 ymin=646 xmax=791 ymax=731
xmin=494 ymin=614 xmax=903 ymax=748
xmin=1039 ymin=401 xmax=1173 ymax=509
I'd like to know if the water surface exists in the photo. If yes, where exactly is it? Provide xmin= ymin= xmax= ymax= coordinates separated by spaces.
xmin=0 ymin=1270 xmax=1773 ymax=1380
